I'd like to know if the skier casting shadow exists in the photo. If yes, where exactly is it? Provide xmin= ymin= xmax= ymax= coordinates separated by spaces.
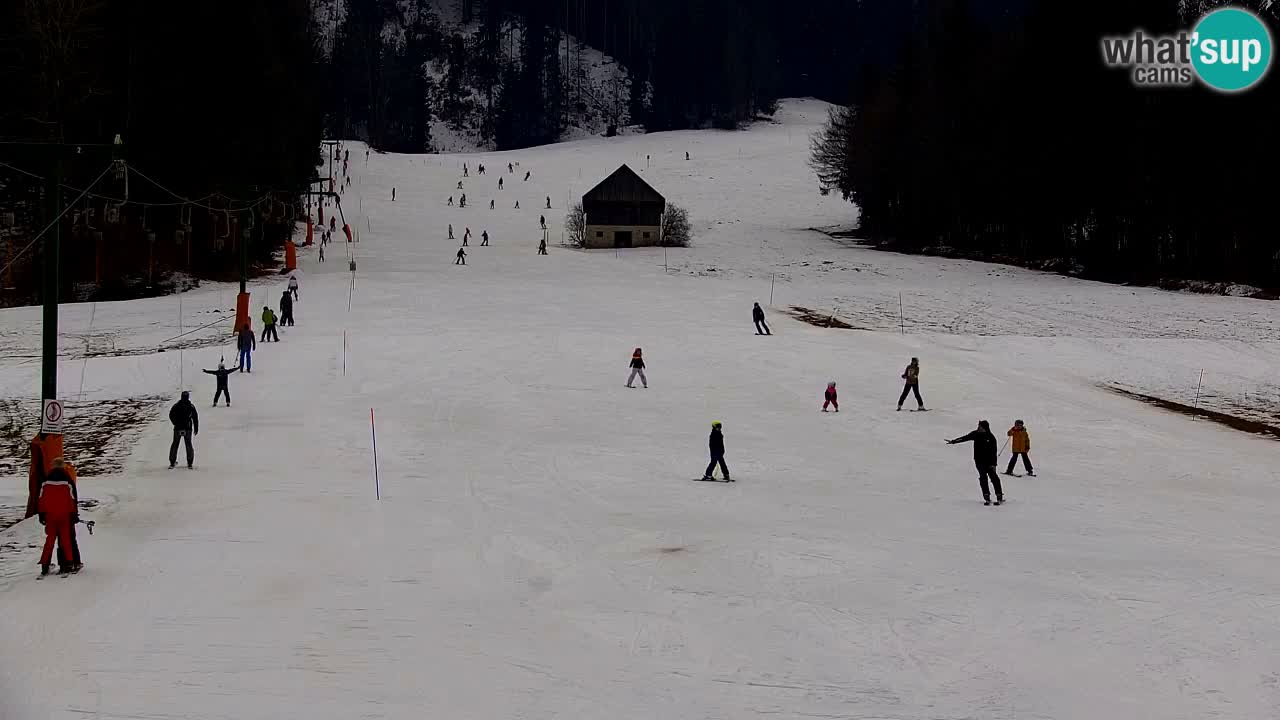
xmin=701 ymin=421 xmax=732 ymax=481
xmin=897 ymin=357 xmax=925 ymax=411
xmin=168 ymin=391 xmax=200 ymax=469
xmin=753 ymin=302 xmax=771 ymax=335
xmin=947 ymin=420 xmax=1003 ymax=505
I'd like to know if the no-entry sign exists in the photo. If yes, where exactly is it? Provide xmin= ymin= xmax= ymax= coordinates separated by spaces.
xmin=41 ymin=399 xmax=64 ymax=435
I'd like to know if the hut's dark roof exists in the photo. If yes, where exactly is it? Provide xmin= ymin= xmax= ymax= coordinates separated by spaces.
xmin=583 ymin=165 xmax=665 ymax=204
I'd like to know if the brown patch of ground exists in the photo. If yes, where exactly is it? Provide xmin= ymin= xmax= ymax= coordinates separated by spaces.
xmin=784 ymin=305 xmax=857 ymax=330
xmin=1107 ymin=386 xmax=1280 ymax=440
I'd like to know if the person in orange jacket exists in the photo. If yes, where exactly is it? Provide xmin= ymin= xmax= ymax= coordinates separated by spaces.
xmin=38 ymin=457 xmax=80 ymax=576
xmin=822 ymin=382 xmax=838 ymax=412
xmin=1005 ymin=419 xmax=1035 ymax=476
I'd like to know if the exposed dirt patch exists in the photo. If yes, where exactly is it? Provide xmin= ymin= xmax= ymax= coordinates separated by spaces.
xmin=785 ymin=305 xmax=858 ymax=330
xmin=0 ymin=395 xmax=168 ymax=480
xmin=1107 ymin=386 xmax=1280 ymax=441
xmin=659 ymin=546 xmax=687 ymax=554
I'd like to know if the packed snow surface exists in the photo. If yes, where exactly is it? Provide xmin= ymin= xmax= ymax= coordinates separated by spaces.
xmin=2 ymin=100 xmax=1279 ymax=719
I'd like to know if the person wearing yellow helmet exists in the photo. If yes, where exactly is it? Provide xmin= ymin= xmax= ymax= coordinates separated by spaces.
xmin=702 ymin=422 xmax=731 ymax=481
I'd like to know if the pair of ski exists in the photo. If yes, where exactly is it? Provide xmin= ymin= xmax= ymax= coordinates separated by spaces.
xmin=694 ymin=477 xmax=734 ymax=483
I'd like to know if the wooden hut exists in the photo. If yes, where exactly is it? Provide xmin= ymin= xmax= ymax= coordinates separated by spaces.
xmin=582 ymin=165 xmax=666 ymax=248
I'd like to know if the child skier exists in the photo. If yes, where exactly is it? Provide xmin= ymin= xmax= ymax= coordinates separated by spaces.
xmin=203 ymin=360 xmax=240 ymax=407
xmin=626 ymin=348 xmax=648 ymax=388
xmin=545 ymin=196 xmax=551 ymax=209
xmin=288 ymin=275 xmax=299 ymax=301
xmin=947 ymin=420 xmax=1003 ymax=505
xmin=1005 ymin=420 xmax=1035 ymax=476
xmin=897 ymin=357 xmax=925 ymax=411
xmin=37 ymin=457 xmax=79 ymax=576
xmin=455 ymin=247 xmax=466 ymax=265
xmin=701 ymin=422 xmax=732 ymax=482
xmin=823 ymin=382 xmax=838 ymax=412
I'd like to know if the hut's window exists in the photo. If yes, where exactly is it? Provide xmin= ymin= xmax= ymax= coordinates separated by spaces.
xmin=642 ymin=232 xmax=651 ymax=239
xmin=596 ymin=231 xmax=604 ymax=238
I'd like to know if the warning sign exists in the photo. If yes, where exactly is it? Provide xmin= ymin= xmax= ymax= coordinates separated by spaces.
xmin=41 ymin=399 xmax=64 ymax=435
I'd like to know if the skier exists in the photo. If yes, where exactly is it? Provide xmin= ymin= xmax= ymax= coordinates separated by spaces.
xmin=463 ymin=163 xmax=469 ymax=177
xmin=823 ymin=382 xmax=838 ymax=412
xmin=752 ymin=302 xmax=771 ymax=335
xmin=538 ymin=237 xmax=548 ymax=255
xmin=457 ymin=180 xmax=464 ymax=190
xmin=345 ymin=149 xmax=350 ymax=163
xmin=479 ymin=164 xmax=485 ymax=175
xmin=448 ymin=196 xmax=454 ymax=207
xmin=279 ymin=290 xmax=295 ymax=327
xmin=539 ymin=215 xmax=546 ymax=229
xmin=449 ymin=224 xmax=454 ymax=239
xmin=168 ymin=390 xmax=199 ymax=470
xmin=514 ymin=201 xmax=520 ymax=209
xmin=508 ymin=162 xmax=514 ymax=173
xmin=37 ymin=457 xmax=79 ymax=576
xmin=480 ymin=230 xmax=489 ymax=246
xmin=392 ymin=187 xmax=396 ymax=201
xmin=464 ymin=227 xmax=471 ymax=245
xmin=318 ymin=244 xmax=325 ymax=263
xmin=897 ymin=357 xmax=925 ymax=411
xmin=499 ymin=177 xmax=504 ymax=190
xmin=1005 ymin=420 xmax=1035 ymax=476
xmin=237 ymin=324 xmax=256 ymax=370
xmin=455 ymin=247 xmax=466 ymax=265
xmin=524 ymin=171 xmax=531 ymax=181
xmin=490 ymin=199 xmax=495 ymax=210
xmin=460 ymin=194 xmax=466 ymax=208
xmin=203 ymin=360 xmax=240 ymax=407
xmin=288 ymin=274 xmax=300 ymax=301
xmin=329 ymin=217 xmax=336 ymax=232
xmin=546 ymin=196 xmax=551 ymax=209
xmin=948 ymin=420 xmax=1003 ymax=505
xmin=261 ymin=306 xmax=279 ymax=342
xmin=626 ymin=348 xmax=647 ymax=388
xmin=701 ymin=421 xmax=732 ymax=482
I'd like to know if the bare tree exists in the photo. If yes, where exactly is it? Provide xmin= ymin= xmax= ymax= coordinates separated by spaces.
xmin=661 ymin=204 xmax=691 ymax=247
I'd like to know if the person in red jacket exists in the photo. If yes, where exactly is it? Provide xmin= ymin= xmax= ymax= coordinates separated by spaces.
xmin=38 ymin=457 xmax=79 ymax=576
xmin=822 ymin=382 xmax=839 ymax=412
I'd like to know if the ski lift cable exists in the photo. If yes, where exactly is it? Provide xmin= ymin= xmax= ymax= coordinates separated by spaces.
xmin=0 ymin=162 xmax=116 ymax=278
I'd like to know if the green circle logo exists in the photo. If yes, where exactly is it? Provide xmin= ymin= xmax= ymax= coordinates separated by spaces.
xmin=1191 ymin=8 xmax=1273 ymax=92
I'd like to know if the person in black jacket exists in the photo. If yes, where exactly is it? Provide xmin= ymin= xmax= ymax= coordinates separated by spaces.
xmin=752 ymin=302 xmax=771 ymax=335
xmin=168 ymin=391 xmax=200 ymax=469
xmin=701 ymin=421 xmax=732 ymax=481
xmin=626 ymin=348 xmax=647 ymax=388
xmin=279 ymin=290 xmax=295 ymax=327
xmin=948 ymin=420 xmax=1003 ymax=505
xmin=203 ymin=361 xmax=240 ymax=406
xmin=237 ymin=324 xmax=255 ymax=371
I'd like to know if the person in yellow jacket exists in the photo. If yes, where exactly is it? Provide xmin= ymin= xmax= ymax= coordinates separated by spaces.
xmin=1004 ymin=419 xmax=1035 ymax=476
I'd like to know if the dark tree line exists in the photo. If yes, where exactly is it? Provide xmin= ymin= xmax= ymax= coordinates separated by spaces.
xmin=0 ymin=0 xmax=325 ymax=304
xmin=812 ymin=0 xmax=1280 ymax=289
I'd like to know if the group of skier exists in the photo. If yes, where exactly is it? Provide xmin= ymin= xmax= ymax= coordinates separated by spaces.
xmin=446 ymin=164 xmax=554 ymax=260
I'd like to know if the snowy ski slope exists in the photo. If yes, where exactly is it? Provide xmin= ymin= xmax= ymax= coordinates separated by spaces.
xmin=2 ymin=100 xmax=1279 ymax=719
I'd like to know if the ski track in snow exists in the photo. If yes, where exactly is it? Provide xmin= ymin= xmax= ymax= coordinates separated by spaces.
xmin=2 ymin=99 xmax=1279 ymax=719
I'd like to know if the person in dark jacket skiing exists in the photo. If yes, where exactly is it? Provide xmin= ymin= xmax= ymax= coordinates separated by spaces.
xmin=626 ymin=348 xmax=647 ymax=388
xmin=203 ymin=360 xmax=240 ymax=406
xmin=456 ymin=247 xmax=466 ymax=265
xmin=948 ymin=420 xmax=1003 ymax=505
xmin=237 ymin=324 xmax=256 ymax=370
xmin=524 ymin=171 xmax=531 ymax=181
xmin=545 ymin=196 xmax=551 ymax=209
xmin=701 ymin=421 xmax=732 ymax=481
xmin=37 ymin=457 xmax=80 ymax=576
xmin=538 ymin=236 xmax=548 ymax=255
xmin=752 ymin=302 xmax=771 ymax=335
xmin=168 ymin=391 xmax=200 ymax=469
xmin=279 ymin=290 xmax=295 ymax=327
xmin=480 ymin=230 xmax=489 ymax=246
xmin=897 ymin=357 xmax=925 ymax=411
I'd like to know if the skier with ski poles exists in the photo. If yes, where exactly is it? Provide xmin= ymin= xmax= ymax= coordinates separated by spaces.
xmin=1005 ymin=419 xmax=1035 ymax=476
xmin=947 ymin=420 xmax=1003 ymax=505
xmin=753 ymin=302 xmax=771 ymax=335
xmin=203 ymin=359 xmax=240 ymax=407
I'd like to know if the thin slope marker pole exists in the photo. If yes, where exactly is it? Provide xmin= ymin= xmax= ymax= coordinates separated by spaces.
xmin=371 ymin=408 xmax=381 ymax=500
xmin=899 ymin=292 xmax=905 ymax=334
xmin=343 ymin=330 xmax=347 ymax=376
xmin=770 ymin=272 xmax=775 ymax=306
xmin=1193 ymin=370 xmax=1205 ymax=413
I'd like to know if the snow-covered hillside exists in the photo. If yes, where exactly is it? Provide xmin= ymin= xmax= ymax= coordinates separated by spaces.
xmin=2 ymin=99 xmax=1279 ymax=719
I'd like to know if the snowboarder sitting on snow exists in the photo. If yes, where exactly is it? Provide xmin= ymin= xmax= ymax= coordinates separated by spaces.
xmin=1005 ymin=420 xmax=1035 ymax=476
xmin=626 ymin=348 xmax=647 ymax=388
xmin=169 ymin=391 xmax=199 ymax=470
xmin=279 ymin=290 xmax=295 ymax=327
xmin=288 ymin=275 xmax=299 ymax=301
xmin=702 ymin=421 xmax=732 ymax=482
xmin=455 ymin=247 xmax=466 ymax=265
xmin=37 ymin=457 xmax=80 ymax=576
xmin=237 ymin=324 xmax=256 ymax=371
xmin=203 ymin=360 xmax=240 ymax=407
xmin=897 ymin=357 xmax=924 ymax=411
xmin=261 ymin=306 xmax=279 ymax=342
xmin=948 ymin=420 xmax=1003 ymax=505
xmin=823 ymin=382 xmax=838 ymax=412
xmin=753 ymin=302 xmax=771 ymax=335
